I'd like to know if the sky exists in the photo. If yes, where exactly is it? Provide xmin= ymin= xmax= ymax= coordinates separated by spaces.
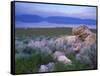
xmin=15 ymin=2 xmax=97 ymax=29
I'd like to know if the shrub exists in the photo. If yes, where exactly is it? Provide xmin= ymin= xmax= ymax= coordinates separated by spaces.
xmin=54 ymin=53 xmax=90 ymax=71
xmin=15 ymin=51 xmax=54 ymax=74
xmin=15 ymin=52 xmax=41 ymax=74
xmin=75 ymin=43 xmax=97 ymax=69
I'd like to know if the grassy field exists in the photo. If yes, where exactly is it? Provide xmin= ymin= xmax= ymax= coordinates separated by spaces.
xmin=15 ymin=27 xmax=97 ymax=74
xmin=15 ymin=28 xmax=96 ymax=37
xmin=15 ymin=53 xmax=91 ymax=74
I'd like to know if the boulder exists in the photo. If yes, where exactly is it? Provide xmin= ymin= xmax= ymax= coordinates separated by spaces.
xmin=39 ymin=65 xmax=48 ymax=72
xmin=46 ymin=62 xmax=55 ymax=72
xmin=39 ymin=62 xmax=55 ymax=72
xmin=57 ymin=55 xmax=72 ymax=64
xmin=52 ymin=51 xmax=65 ymax=60
xmin=52 ymin=51 xmax=72 ymax=64
xmin=72 ymin=25 xmax=96 ymax=47
xmin=72 ymin=25 xmax=89 ymax=36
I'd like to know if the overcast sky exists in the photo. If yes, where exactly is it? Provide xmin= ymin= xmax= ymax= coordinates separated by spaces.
xmin=15 ymin=2 xmax=97 ymax=29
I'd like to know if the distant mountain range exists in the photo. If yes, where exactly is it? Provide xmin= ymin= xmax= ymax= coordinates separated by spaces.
xmin=16 ymin=14 xmax=96 ymax=25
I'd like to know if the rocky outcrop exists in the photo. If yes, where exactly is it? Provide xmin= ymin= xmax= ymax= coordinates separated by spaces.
xmin=72 ymin=25 xmax=97 ymax=68
xmin=53 ymin=25 xmax=96 ymax=65
xmin=72 ymin=25 xmax=96 ymax=47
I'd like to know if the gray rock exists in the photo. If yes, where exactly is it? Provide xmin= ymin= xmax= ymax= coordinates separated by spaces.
xmin=39 ymin=62 xmax=55 ymax=72
xmin=46 ymin=62 xmax=55 ymax=72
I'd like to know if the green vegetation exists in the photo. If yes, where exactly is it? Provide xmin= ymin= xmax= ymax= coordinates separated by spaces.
xmin=15 ymin=53 xmax=91 ymax=74
xmin=16 ymin=28 xmax=72 ymax=37
xmin=54 ymin=54 xmax=90 ymax=72
xmin=15 ymin=27 xmax=96 ymax=74
xmin=15 ymin=28 xmax=96 ymax=37
xmin=15 ymin=54 xmax=40 ymax=74
xmin=15 ymin=52 xmax=54 ymax=74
